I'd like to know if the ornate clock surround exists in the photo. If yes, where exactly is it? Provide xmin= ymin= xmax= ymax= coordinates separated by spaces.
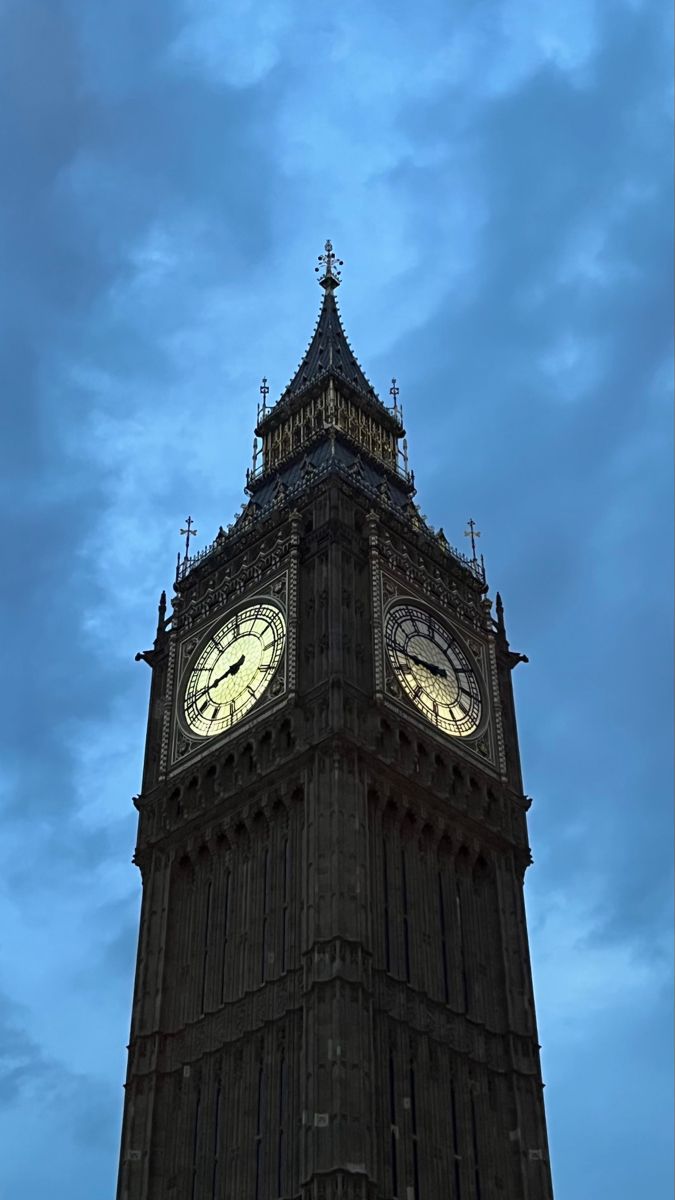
xmin=376 ymin=564 xmax=504 ymax=775
xmin=383 ymin=598 xmax=486 ymax=739
xmin=168 ymin=568 xmax=293 ymax=771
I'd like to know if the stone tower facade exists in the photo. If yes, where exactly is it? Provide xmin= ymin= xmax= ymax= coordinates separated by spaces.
xmin=116 ymin=243 xmax=554 ymax=1200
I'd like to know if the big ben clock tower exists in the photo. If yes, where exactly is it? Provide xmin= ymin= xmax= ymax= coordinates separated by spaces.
xmin=116 ymin=243 xmax=554 ymax=1200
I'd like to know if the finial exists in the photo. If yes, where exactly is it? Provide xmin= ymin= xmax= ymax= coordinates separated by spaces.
xmin=389 ymin=378 xmax=400 ymax=410
xmin=180 ymin=516 xmax=198 ymax=563
xmin=315 ymin=238 xmax=343 ymax=290
xmin=151 ymin=589 xmax=167 ymax=644
xmin=464 ymin=517 xmax=481 ymax=564
xmin=495 ymin=591 xmax=505 ymax=633
xmin=259 ymin=376 xmax=269 ymax=417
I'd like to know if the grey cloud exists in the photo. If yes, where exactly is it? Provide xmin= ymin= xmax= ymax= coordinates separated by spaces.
xmin=0 ymin=0 xmax=670 ymax=1196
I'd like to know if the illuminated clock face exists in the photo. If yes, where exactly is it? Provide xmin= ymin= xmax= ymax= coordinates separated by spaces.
xmin=385 ymin=603 xmax=483 ymax=738
xmin=183 ymin=603 xmax=285 ymax=738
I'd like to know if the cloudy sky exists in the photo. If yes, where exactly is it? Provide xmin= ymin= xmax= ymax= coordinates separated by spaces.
xmin=0 ymin=0 xmax=672 ymax=1196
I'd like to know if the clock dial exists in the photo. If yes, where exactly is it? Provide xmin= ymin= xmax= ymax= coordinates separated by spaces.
xmin=385 ymin=603 xmax=482 ymax=738
xmin=183 ymin=603 xmax=285 ymax=738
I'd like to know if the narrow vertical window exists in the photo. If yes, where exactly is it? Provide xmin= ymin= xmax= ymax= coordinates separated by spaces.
xmin=277 ymin=1054 xmax=287 ymax=1196
xmin=211 ymin=1083 xmax=221 ymax=1200
xmin=242 ymin=858 xmax=250 ymax=984
xmin=401 ymin=848 xmax=411 ymax=983
xmin=254 ymin=1062 xmax=264 ymax=1200
xmin=438 ymin=871 xmax=449 ymax=1003
xmin=200 ymin=880 xmax=212 ymax=1014
xmin=220 ymin=870 xmax=230 ymax=1005
xmin=382 ymin=835 xmax=391 ymax=972
xmin=281 ymin=836 xmax=290 ymax=973
xmin=191 ymin=1090 xmax=201 ymax=1200
xmin=388 ymin=1050 xmax=398 ymax=1196
xmin=456 ymin=881 xmax=469 ymax=1011
xmin=409 ymin=1059 xmax=420 ymax=1199
xmin=450 ymin=1077 xmax=462 ymax=1200
xmin=260 ymin=849 xmax=269 ymax=984
xmin=470 ymin=1095 xmax=482 ymax=1200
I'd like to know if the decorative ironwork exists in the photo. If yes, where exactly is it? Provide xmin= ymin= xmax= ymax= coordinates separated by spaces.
xmin=176 ymin=465 xmax=485 ymax=584
xmin=180 ymin=516 xmax=198 ymax=560
xmin=255 ymin=387 xmax=405 ymax=483
xmin=464 ymin=517 xmax=481 ymax=563
xmin=258 ymin=376 xmax=270 ymax=421
xmin=315 ymin=239 xmax=343 ymax=289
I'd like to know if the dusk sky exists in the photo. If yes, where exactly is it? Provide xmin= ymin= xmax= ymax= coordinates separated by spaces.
xmin=1 ymin=1 xmax=672 ymax=1197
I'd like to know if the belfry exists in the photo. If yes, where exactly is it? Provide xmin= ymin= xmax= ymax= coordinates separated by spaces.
xmin=117 ymin=243 xmax=554 ymax=1199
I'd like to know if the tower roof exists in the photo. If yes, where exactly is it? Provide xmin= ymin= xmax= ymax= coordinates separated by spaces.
xmin=257 ymin=240 xmax=399 ymax=435
xmin=284 ymin=283 xmax=375 ymax=401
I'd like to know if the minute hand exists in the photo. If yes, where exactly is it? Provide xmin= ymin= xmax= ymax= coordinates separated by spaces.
xmin=191 ymin=655 xmax=246 ymax=701
xmin=406 ymin=651 xmax=448 ymax=679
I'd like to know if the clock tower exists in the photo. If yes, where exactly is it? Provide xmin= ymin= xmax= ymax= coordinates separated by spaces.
xmin=116 ymin=243 xmax=554 ymax=1199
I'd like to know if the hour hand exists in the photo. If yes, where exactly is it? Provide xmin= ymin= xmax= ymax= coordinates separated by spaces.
xmin=226 ymin=654 xmax=245 ymax=678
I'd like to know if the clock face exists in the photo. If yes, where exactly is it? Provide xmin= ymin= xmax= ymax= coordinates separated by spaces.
xmin=385 ymin=602 xmax=483 ymax=738
xmin=183 ymin=603 xmax=285 ymax=738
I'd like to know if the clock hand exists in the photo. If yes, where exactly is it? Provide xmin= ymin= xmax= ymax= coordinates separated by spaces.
xmin=191 ymin=655 xmax=247 ymax=701
xmin=402 ymin=649 xmax=448 ymax=679
xmin=391 ymin=643 xmax=444 ymax=681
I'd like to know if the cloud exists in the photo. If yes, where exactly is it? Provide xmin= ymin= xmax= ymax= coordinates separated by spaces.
xmin=0 ymin=0 xmax=671 ymax=1196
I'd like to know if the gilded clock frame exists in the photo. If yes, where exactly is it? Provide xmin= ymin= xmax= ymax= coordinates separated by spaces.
xmin=169 ymin=574 xmax=290 ymax=770
xmin=383 ymin=599 xmax=485 ymax=739
xmin=375 ymin=564 xmax=502 ymax=773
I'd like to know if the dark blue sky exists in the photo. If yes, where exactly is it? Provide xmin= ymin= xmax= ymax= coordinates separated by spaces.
xmin=1 ymin=2 xmax=672 ymax=1196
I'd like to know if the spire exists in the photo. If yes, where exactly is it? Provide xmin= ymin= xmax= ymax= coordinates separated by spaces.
xmin=251 ymin=239 xmax=407 ymax=493
xmin=282 ymin=239 xmax=378 ymax=403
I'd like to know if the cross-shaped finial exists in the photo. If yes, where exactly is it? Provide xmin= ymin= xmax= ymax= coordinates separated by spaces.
xmin=389 ymin=378 xmax=400 ymax=409
xmin=180 ymin=515 xmax=198 ymax=561
xmin=315 ymin=239 xmax=344 ymax=289
xmin=464 ymin=517 xmax=481 ymax=563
